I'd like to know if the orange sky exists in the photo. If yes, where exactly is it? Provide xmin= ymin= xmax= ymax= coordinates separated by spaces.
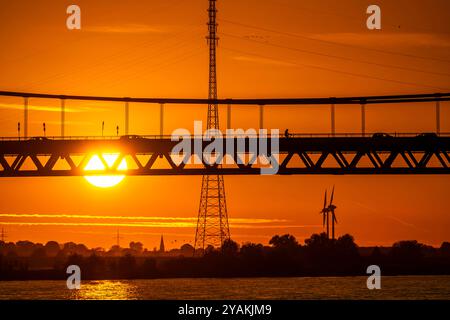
xmin=0 ymin=0 xmax=449 ymax=249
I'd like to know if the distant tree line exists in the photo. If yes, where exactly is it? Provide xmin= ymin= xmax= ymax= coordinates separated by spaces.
xmin=0 ymin=233 xmax=449 ymax=280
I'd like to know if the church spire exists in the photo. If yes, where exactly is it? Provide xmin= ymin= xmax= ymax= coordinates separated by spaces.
xmin=159 ymin=235 xmax=165 ymax=252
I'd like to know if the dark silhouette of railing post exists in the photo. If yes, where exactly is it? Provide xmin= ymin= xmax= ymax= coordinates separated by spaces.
xmin=23 ymin=97 xmax=28 ymax=138
xmin=227 ymin=103 xmax=231 ymax=129
xmin=259 ymin=104 xmax=264 ymax=129
xmin=360 ymin=99 xmax=366 ymax=137
xmin=124 ymin=100 xmax=129 ymax=136
xmin=0 ymin=91 xmax=449 ymax=140
xmin=436 ymin=95 xmax=441 ymax=135
xmin=60 ymin=99 xmax=65 ymax=138
xmin=330 ymin=98 xmax=336 ymax=137
xmin=160 ymin=103 xmax=164 ymax=137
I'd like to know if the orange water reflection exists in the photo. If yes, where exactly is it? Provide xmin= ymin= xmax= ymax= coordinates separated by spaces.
xmin=69 ymin=281 xmax=138 ymax=300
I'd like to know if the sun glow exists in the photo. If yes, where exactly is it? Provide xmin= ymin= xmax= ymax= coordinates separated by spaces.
xmin=84 ymin=154 xmax=127 ymax=188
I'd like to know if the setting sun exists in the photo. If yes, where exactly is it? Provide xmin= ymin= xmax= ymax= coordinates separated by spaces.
xmin=84 ymin=154 xmax=127 ymax=188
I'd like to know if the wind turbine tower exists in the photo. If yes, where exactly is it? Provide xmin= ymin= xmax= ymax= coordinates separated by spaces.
xmin=320 ymin=186 xmax=339 ymax=240
xmin=328 ymin=186 xmax=338 ymax=240
xmin=320 ymin=190 xmax=330 ymax=238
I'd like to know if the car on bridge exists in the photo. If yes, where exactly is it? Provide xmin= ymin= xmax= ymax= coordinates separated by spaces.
xmin=371 ymin=132 xmax=393 ymax=139
xmin=28 ymin=137 xmax=49 ymax=141
xmin=415 ymin=132 xmax=439 ymax=144
xmin=119 ymin=135 xmax=144 ymax=140
xmin=415 ymin=132 xmax=438 ymax=139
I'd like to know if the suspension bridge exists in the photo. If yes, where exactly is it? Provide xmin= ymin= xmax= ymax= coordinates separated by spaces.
xmin=1 ymin=0 xmax=450 ymax=250
xmin=0 ymin=91 xmax=449 ymax=177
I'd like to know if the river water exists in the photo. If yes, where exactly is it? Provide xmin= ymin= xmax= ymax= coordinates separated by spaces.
xmin=0 ymin=276 xmax=449 ymax=299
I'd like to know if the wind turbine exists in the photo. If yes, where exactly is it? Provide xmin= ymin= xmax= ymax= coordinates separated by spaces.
xmin=327 ymin=186 xmax=338 ymax=240
xmin=320 ymin=189 xmax=330 ymax=238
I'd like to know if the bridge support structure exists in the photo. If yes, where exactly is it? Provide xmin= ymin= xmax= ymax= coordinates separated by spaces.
xmin=0 ymin=136 xmax=448 ymax=177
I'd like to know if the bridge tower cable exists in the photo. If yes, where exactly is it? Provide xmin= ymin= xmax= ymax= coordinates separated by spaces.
xmin=194 ymin=0 xmax=230 ymax=250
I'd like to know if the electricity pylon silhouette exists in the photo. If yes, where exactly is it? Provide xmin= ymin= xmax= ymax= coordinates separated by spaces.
xmin=1 ymin=228 xmax=6 ymax=242
xmin=114 ymin=228 xmax=123 ymax=247
xmin=194 ymin=0 xmax=230 ymax=250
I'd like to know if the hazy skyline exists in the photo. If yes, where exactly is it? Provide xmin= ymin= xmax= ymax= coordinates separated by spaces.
xmin=0 ymin=0 xmax=449 ymax=249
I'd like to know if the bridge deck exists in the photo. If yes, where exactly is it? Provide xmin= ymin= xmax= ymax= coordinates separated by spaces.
xmin=0 ymin=135 xmax=449 ymax=176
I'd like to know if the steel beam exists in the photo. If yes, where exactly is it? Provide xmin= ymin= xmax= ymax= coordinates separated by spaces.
xmin=1 ymin=91 xmax=449 ymax=106
xmin=0 ymin=136 xmax=449 ymax=176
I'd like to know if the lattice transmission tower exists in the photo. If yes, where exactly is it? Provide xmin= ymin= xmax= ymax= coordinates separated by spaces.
xmin=194 ymin=0 xmax=230 ymax=250
xmin=0 ymin=228 xmax=6 ymax=242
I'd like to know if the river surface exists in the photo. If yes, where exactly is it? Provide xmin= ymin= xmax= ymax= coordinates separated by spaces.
xmin=0 ymin=276 xmax=449 ymax=299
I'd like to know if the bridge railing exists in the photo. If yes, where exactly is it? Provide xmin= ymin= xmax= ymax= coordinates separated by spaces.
xmin=1 ymin=132 xmax=450 ymax=141
xmin=1 ymin=91 xmax=449 ymax=139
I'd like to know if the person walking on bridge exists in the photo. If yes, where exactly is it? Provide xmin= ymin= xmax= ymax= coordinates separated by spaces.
xmin=284 ymin=129 xmax=290 ymax=138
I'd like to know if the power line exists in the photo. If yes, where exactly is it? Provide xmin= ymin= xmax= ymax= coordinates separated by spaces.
xmin=69 ymin=32 xmax=201 ymax=89
xmin=53 ymin=35 xmax=200 ymax=93
xmin=100 ymin=49 xmax=203 ymax=92
xmin=273 ymin=0 xmax=445 ymax=34
xmin=221 ymin=46 xmax=449 ymax=91
xmin=19 ymin=27 xmax=201 ymax=91
xmin=221 ymin=32 xmax=450 ymax=77
xmin=2 ymin=0 xmax=188 ymax=66
xmin=219 ymin=19 xmax=450 ymax=64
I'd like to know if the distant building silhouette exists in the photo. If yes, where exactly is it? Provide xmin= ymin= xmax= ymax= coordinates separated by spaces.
xmin=159 ymin=235 xmax=165 ymax=253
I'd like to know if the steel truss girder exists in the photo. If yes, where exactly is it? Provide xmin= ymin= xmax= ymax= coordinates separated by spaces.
xmin=0 ymin=137 xmax=449 ymax=176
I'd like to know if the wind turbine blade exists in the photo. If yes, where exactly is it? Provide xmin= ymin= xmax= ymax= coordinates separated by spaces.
xmin=323 ymin=190 xmax=327 ymax=209
xmin=333 ymin=211 xmax=338 ymax=224
xmin=330 ymin=185 xmax=335 ymax=206
xmin=322 ymin=213 xmax=325 ymax=227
